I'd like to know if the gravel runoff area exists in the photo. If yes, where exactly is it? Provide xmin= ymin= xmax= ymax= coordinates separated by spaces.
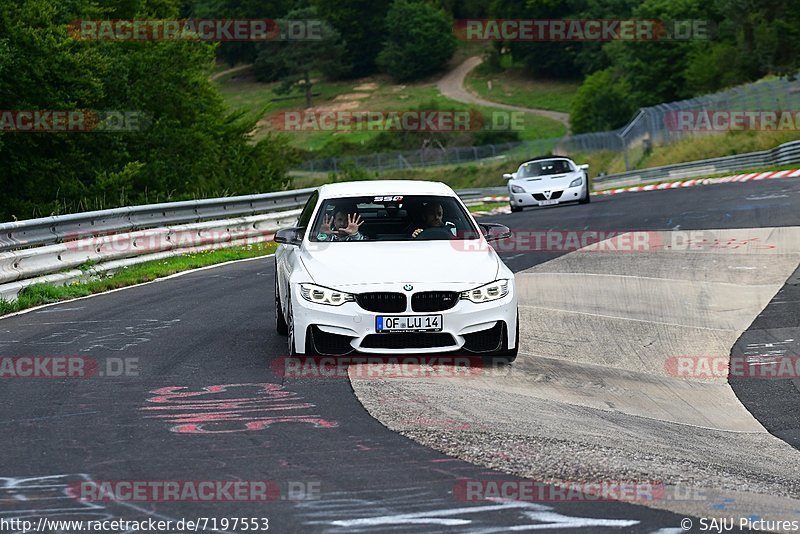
xmin=350 ymin=227 xmax=800 ymax=526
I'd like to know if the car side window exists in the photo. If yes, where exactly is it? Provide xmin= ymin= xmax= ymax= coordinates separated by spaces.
xmin=296 ymin=191 xmax=319 ymax=238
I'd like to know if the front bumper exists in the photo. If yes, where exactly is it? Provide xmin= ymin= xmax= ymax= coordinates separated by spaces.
xmin=510 ymin=182 xmax=585 ymax=207
xmin=290 ymin=282 xmax=518 ymax=355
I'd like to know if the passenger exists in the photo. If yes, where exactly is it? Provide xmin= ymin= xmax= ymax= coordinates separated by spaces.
xmin=318 ymin=207 xmax=367 ymax=241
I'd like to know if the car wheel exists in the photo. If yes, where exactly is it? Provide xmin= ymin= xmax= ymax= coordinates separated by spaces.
xmin=579 ymin=187 xmax=591 ymax=204
xmin=487 ymin=314 xmax=519 ymax=365
xmin=275 ymin=273 xmax=288 ymax=336
xmin=510 ymin=204 xmax=523 ymax=213
xmin=286 ymin=295 xmax=298 ymax=356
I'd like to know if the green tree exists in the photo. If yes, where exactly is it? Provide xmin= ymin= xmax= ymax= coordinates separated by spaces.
xmin=377 ymin=0 xmax=457 ymax=82
xmin=602 ymin=0 xmax=717 ymax=105
xmin=190 ymin=0 xmax=295 ymax=65
xmin=253 ymin=7 xmax=347 ymax=108
xmin=569 ymin=68 xmax=637 ymax=133
xmin=312 ymin=0 xmax=393 ymax=78
xmin=0 ymin=0 xmax=297 ymax=220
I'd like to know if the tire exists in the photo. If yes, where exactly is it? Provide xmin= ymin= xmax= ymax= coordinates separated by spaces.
xmin=487 ymin=314 xmax=519 ymax=365
xmin=286 ymin=296 xmax=298 ymax=356
xmin=579 ymin=182 xmax=591 ymax=204
xmin=275 ymin=273 xmax=288 ymax=336
xmin=510 ymin=204 xmax=523 ymax=213
xmin=286 ymin=295 xmax=317 ymax=356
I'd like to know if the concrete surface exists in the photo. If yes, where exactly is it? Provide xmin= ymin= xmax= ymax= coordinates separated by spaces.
xmin=351 ymin=227 xmax=800 ymax=525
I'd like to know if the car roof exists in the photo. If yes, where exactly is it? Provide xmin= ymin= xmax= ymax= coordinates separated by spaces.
xmin=317 ymin=180 xmax=456 ymax=199
xmin=520 ymin=156 xmax=575 ymax=166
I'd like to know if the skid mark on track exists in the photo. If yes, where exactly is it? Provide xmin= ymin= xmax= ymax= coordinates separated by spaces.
xmin=2 ymin=319 xmax=180 ymax=352
xmin=0 ymin=474 xmax=227 ymax=534
xmin=140 ymin=383 xmax=338 ymax=434
xmin=298 ymin=495 xmax=640 ymax=531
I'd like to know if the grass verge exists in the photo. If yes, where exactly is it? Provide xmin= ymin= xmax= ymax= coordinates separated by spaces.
xmin=465 ymin=68 xmax=580 ymax=113
xmin=594 ymin=162 xmax=800 ymax=191
xmin=215 ymin=70 xmax=565 ymax=147
xmin=0 ymin=242 xmax=278 ymax=317
xmin=573 ymin=130 xmax=800 ymax=177
xmin=468 ymin=201 xmax=509 ymax=213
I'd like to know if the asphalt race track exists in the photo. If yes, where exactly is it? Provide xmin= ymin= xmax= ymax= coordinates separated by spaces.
xmin=1 ymin=177 xmax=799 ymax=533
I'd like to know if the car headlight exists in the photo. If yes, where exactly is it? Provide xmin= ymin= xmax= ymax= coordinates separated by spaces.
xmin=460 ymin=280 xmax=510 ymax=303
xmin=569 ymin=176 xmax=583 ymax=187
xmin=300 ymin=283 xmax=355 ymax=306
xmin=510 ymin=185 xmax=525 ymax=193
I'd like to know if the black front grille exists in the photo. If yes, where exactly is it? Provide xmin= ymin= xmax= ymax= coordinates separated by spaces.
xmin=308 ymin=326 xmax=354 ymax=356
xmin=356 ymin=292 xmax=407 ymax=313
xmin=411 ymin=291 xmax=459 ymax=312
xmin=462 ymin=322 xmax=504 ymax=353
xmin=532 ymin=191 xmax=563 ymax=201
xmin=361 ymin=333 xmax=455 ymax=349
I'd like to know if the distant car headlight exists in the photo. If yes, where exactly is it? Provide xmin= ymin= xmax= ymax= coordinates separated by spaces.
xmin=460 ymin=280 xmax=510 ymax=303
xmin=510 ymin=185 xmax=525 ymax=193
xmin=569 ymin=177 xmax=583 ymax=187
xmin=300 ymin=283 xmax=355 ymax=306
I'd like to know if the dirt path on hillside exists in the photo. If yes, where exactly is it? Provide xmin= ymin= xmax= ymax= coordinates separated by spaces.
xmin=209 ymin=64 xmax=253 ymax=81
xmin=437 ymin=56 xmax=571 ymax=130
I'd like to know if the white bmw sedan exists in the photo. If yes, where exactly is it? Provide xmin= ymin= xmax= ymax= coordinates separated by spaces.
xmin=274 ymin=180 xmax=518 ymax=362
xmin=505 ymin=157 xmax=590 ymax=212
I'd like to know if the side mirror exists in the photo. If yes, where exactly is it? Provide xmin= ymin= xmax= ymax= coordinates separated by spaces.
xmin=479 ymin=223 xmax=512 ymax=242
xmin=274 ymin=227 xmax=304 ymax=246
xmin=578 ymin=164 xmax=589 ymax=171
xmin=503 ymin=172 xmax=516 ymax=180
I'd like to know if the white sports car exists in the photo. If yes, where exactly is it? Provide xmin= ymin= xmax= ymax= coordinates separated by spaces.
xmin=274 ymin=180 xmax=519 ymax=362
xmin=505 ymin=157 xmax=590 ymax=212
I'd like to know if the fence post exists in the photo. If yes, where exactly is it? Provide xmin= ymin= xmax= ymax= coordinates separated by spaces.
xmin=618 ymin=133 xmax=630 ymax=171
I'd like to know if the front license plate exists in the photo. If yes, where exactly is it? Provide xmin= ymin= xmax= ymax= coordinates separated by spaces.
xmin=376 ymin=315 xmax=442 ymax=332
xmin=538 ymin=199 xmax=559 ymax=206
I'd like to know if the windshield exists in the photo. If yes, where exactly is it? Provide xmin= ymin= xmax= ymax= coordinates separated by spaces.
xmin=518 ymin=159 xmax=575 ymax=178
xmin=309 ymin=195 xmax=480 ymax=242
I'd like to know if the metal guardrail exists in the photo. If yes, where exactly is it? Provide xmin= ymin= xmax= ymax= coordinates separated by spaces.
xmin=0 ymin=188 xmax=318 ymax=252
xmin=6 ymin=133 xmax=796 ymax=300
xmin=0 ymin=186 xmax=503 ymax=301
xmin=593 ymin=139 xmax=800 ymax=190
xmin=0 ymin=187 xmax=500 ymax=253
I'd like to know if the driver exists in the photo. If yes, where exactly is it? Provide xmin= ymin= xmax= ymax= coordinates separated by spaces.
xmin=318 ymin=206 xmax=367 ymax=241
xmin=411 ymin=202 xmax=445 ymax=238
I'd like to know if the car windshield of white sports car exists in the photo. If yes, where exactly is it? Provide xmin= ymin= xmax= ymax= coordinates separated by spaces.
xmin=309 ymin=195 xmax=480 ymax=242
xmin=518 ymin=159 xmax=574 ymax=177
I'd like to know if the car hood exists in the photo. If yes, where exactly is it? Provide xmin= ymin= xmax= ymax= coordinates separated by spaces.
xmin=511 ymin=171 xmax=581 ymax=191
xmin=300 ymin=241 xmax=500 ymax=287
